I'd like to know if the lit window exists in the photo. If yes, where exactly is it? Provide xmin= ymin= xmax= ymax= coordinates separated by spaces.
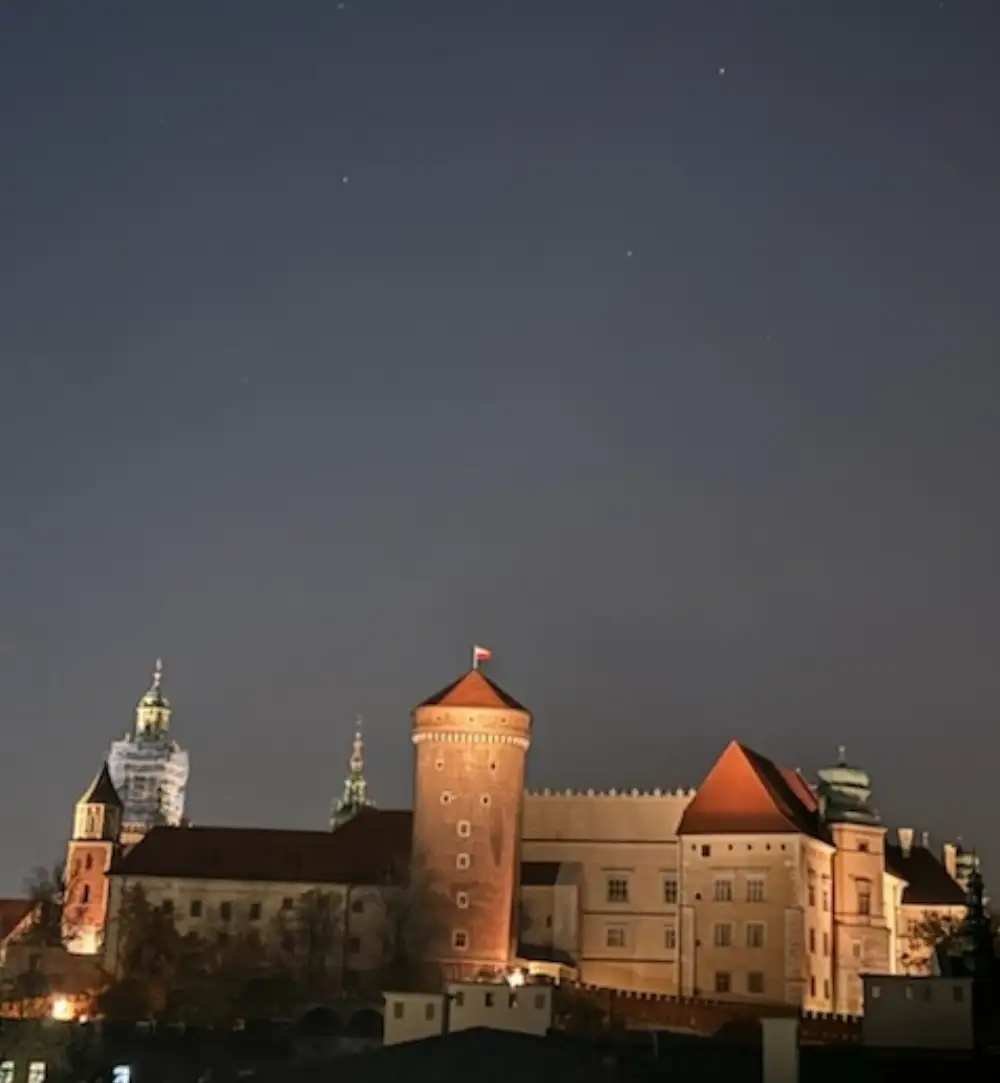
xmin=713 ymin=922 xmax=733 ymax=948
xmin=456 ymin=891 xmax=470 ymax=909
xmin=746 ymin=922 xmax=765 ymax=948
xmin=746 ymin=878 xmax=765 ymax=903
xmin=606 ymin=926 xmax=626 ymax=948
xmin=714 ymin=971 xmax=731 ymax=994
xmin=663 ymin=877 xmax=678 ymax=904
xmin=456 ymin=853 xmax=470 ymax=870
xmin=713 ymin=879 xmax=733 ymax=902
xmin=747 ymin=971 xmax=764 ymax=994
xmin=664 ymin=924 xmax=677 ymax=950
xmin=606 ymin=876 xmax=630 ymax=903
xmin=28 ymin=1064 xmax=45 ymax=1083
xmin=452 ymin=930 xmax=469 ymax=951
xmin=0 ymin=1062 xmax=15 ymax=1083
xmin=457 ymin=820 xmax=471 ymax=838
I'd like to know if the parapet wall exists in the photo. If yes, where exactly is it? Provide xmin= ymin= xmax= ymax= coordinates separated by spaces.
xmin=560 ymin=983 xmax=862 ymax=1044
xmin=522 ymin=787 xmax=695 ymax=843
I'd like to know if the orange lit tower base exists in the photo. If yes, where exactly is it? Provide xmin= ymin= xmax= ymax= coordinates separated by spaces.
xmin=411 ymin=664 xmax=531 ymax=980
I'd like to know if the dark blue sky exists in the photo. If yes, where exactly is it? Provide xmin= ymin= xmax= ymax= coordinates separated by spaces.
xmin=2 ymin=1 xmax=998 ymax=893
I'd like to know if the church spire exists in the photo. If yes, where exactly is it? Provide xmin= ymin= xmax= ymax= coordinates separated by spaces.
xmin=330 ymin=718 xmax=374 ymax=830
xmin=135 ymin=657 xmax=171 ymax=738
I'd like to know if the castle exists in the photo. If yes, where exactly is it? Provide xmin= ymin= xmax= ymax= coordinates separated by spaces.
xmin=18 ymin=656 xmax=975 ymax=1016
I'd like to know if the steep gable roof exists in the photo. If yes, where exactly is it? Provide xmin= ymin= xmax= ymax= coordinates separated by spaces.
xmin=417 ymin=670 xmax=527 ymax=712
xmin=885 ymin=844 xmax=968 ymax=906
xmin=79 ymin=762 xmax=123 ymax=809
xmin=111 ymin=808 xmax=413 ymax=886
xmin=678 ymin=740 xmax=826 ymax=838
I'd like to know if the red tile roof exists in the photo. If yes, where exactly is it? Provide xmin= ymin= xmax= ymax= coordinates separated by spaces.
xmin=0 ymin=898 xmax=35 ymax=941
xmin=678 ymin=740 xmax=826 ymax=838
xmin=112 ymin=808 xmax=413 ymax=886
xmin=417 ymin=670 xmax=527 ymax=712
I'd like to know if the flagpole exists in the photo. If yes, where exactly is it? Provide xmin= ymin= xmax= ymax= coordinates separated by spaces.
xmin=472 ymin=645 xmax=479 ymax=671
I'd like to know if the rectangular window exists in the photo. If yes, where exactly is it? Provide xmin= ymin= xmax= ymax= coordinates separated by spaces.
xmin=857 ymin=882 xmax=872 ymax=916
xmin=28 ymin=1064 xmax=45 ymax=1083
xmin=822 ymin=888 xmax=829 ymax=911
xmin=809 ymin=975 xmax=816 ymax=996
xmin=824 ymin=979 xmax=830 ymax=999
xmin=534 ymin=993 xmax=546 ymax=1010
xmin=249 ymin=902 xmax=262 ymax=921
xmin=281 ymin=896 xmax=294 ymax=911
xmin=746 ymin=878 xmax=765 ymax=903
xmin=606 ymin=876 xmax=630 ymax=903
xmin=484 ymin=992 xmax=495 ymax=1007
xmin=807 ymin=883 xmax=816 ymax=906
xmin=823 ymin=932 xmax=830 ymax=956
xmin=348 ymin=936 xmax=361 ymax=954
xmin=701 ymin=844 xmax=712 ymax=857
xmin=714 ymin=971 xmax=731 ymax=994
xmin=713 ymin=879 xmax=733 ymax=902
xmin=452 ymin=930 xmax=469 ymax=950
xmin=219 ymin=902 xmax=232 ymax=922
xmin=606 ymin=926 xmax=626 ymax=948
xmin=454 ymin=991 xmax=465 ymax=1007
xmin=0 ymin=1062 xmax=13 ymax=1083
xmin=746 ymin=922 xmax=765 ymax=948
xmin=189 ymin=900 xmax=203 ymax=918
xmin=662 ymin=876 xmax=678 ymax=904
xmin=747 ymin=971 xmax=764 ymax=994
xmin=424 ymin=1002 xmax=435 ymax=1020
xmin=393 ymin=1001 xmax=404 ymax=1019
xmin=664 ymin=924 xmax=677 ymax=950
xmin=713 ymin=922 xmax=733 ymax=948
xmin=809 ymin=928 xmax=816 ymax=953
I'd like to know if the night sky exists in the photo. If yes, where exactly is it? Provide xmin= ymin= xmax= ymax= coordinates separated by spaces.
xmin=2 ymin=1 xmax=999 ymax=895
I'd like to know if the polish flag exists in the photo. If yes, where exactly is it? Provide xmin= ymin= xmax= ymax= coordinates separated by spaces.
xmin=472 ymin=644 xmax=493 ymax=668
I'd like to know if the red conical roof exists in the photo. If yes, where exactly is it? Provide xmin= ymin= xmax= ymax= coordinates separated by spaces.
xmin=417 ymin=669 xmax=527 ymax=712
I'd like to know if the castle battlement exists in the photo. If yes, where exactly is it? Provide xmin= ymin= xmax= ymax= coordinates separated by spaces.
xmin=524 ymin=786 xmax=696 ymax=798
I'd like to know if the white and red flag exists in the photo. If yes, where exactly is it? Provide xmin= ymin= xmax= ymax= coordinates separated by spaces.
xmin=472 ymin=644 xmax=493 ymax=669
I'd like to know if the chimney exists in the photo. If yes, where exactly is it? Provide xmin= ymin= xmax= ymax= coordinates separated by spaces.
xmin=921 ymin=830 xmax=930 ymax=850
xmin=898 ymin=827 xmax=914 ymax=858
xmin=943 ymin=842 xmax=958 ymax=880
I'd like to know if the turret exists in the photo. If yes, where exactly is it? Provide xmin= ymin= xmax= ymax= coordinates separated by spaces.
xmin=135 ymin=658 xmax=171 ymax=738
xmin=410 ymin=650 xmax=531 ymax=980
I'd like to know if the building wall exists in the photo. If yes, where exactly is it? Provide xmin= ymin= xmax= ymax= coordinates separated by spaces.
xmin=62 ymin=839 xmax=115 ymax=955
xmin=411 ymin=702 xmax=530 ymax=978
xmin=103 ymin=874 xmax=391 ymax=980
xmin=829 ymin=823 xmax=891 ymax=1015
xmin=679 ymin=832 xmax=817 ymax=1008
xmin=521 ymin=790 xmax=691 ymax=993
xmin=382 ymin=982 xmax=553 ymax=1046
xmin=862 ymin=975 xmax=973 ymax=1049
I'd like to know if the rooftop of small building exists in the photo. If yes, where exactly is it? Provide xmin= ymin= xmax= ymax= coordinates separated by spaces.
xmin=0 ymin=897 xmax=35 ymax=941
xmin=255 ymin=1027 xmax=620 ymax=1083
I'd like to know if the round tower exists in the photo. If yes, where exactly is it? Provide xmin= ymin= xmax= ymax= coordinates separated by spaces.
xmin=411 ymin=661 xmax=531 ymax=979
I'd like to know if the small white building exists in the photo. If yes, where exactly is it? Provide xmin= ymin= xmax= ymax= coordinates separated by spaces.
xmin=383 ymin=981 xmax=554 ymax=1046
xmin=862 ymin=973 xmax=974 ymax=1051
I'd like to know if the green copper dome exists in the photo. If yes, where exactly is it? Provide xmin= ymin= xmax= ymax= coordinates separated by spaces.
xmin=816 ymin=746 xmax=881 ymax=826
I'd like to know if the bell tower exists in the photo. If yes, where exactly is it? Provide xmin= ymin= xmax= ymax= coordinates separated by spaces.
xmin=410 ymin=653 xmax=531 ymax=980
xmin=64 ymin=762 xmax=123 ymax=955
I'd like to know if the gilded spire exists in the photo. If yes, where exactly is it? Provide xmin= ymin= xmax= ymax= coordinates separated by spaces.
xmin=135 ymin=657 xmax=171 ymax=737
xmin=330 ymin=717 xmax=374 ymax=830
